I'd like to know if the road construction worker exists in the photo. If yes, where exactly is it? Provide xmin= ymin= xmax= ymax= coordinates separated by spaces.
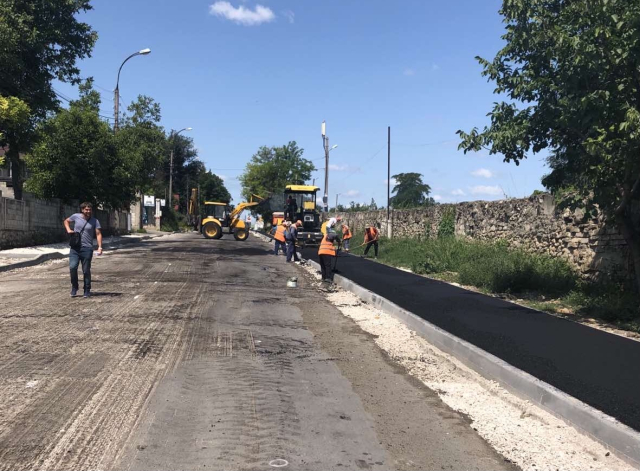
xmin=273 ymin=221 xmax=287 ymax=255
xmin=325 ymin=216 xmax=342 ymax=234
xmin=341 ymin=224 xmax=352 ymax=252
xmin=318 ymin=232 xmax=338 ymax=289
xmin=363 ymin=223 xmax=380 ymax=259
xmin=286 ymin=220 xmax=303 ymax=263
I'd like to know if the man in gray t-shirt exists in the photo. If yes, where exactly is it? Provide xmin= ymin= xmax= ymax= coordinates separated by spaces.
xmin=63 ymin=202 xmax=103 ymax=298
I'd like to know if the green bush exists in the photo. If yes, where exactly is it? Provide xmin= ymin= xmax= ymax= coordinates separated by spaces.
xmin=387 ymin=237 xmax=577 ymax=296
xmin=160 ymin=208 xmax=184 ymax=232
xmin=564 ymin=282 xmax=639 ymax=323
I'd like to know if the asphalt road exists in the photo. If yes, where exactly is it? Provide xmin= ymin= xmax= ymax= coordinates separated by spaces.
xmin=301 ymin=247 xmax=640 ymax=433
xmin=0 ymin=233 xmax=514 ymax=471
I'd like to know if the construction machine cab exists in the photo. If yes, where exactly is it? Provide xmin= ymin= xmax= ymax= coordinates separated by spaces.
xmin=284 ymin=185 xmax=323 ymax=245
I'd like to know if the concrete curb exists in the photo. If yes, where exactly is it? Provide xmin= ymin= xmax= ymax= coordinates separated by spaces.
xmin=0 ymin=235 xmax=155 ymax=273
xmin=306 ymin=258 xmax=640 ymax=468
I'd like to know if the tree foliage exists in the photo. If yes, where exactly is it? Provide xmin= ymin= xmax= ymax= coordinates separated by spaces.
xmin=116 ymin=96 xmax=166 ymax=194
xmin=24 ymin=83 xmax=130 ymax=208
xmin=239 ymin=141 xmax=315 ymax=201
xmin=0 ymin=0 xmax=97 ymax=199
xmin=457 ymin=0 xmax=640 ymax=290
xmin=390 ymin=172 xmax=434 ymax=208
xmin=199 ymin=170 xmax=231 ymax=203
xmin=0 ymin=95 xmax=30 ymax=166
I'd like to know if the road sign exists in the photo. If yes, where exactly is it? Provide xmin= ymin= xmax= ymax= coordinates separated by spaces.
xmin=160 ymin=199 xmax=166 ymax=207
xmin=143 ymin=195 xmax=155 ymax=207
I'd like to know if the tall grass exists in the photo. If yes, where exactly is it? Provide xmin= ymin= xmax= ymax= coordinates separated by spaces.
xmin=356 ymin=236 xmax=639 ymax=328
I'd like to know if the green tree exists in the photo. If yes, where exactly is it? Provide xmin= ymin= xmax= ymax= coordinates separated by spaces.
xmin=24 ymin=82 xmax=130 ymax=208
xmin=199 ymin=170 xmax=231 ymax=203
xmin=0 ymin=95 xmax=30 ymax=166
xmin=0 ymin=0 xmax=97 ymax=199
xmin=390 ymin=173 xmax=433 ymax=208
xmin=457 ymin=0 xmax=640 ymax=292
xmin=239 ymin=141 xmax=315 ymax=201
xmin=116 ymin=96 xmax=166 ymax=195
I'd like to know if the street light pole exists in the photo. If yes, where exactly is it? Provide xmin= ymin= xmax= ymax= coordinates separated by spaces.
xmin=322 ymin=121 xmax=329 ymax=216
xmin=335 ymin=193 xmax=341 ymax=215
xmin=321 ymin=121 xmax=338 ymax=218
xmin=169 ymin=127 xmax=192 ymax=210
xmin=113 ymin=48 xmax=151 ymax=133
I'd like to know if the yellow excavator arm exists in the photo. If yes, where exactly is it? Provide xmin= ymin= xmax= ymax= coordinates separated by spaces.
xmin=229 ymin=194 xmax=264 ymax=219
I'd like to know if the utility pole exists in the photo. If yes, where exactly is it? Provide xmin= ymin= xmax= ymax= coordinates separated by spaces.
xmin=322 ymin=121 xmax=329 ymax=216
xmin=387 ymin=126 xmax=391 ymax=238
xmin=114 ymin=87 xmax=120 ymax=133
xmin=335 ymin=193 xmax=341 ymax=215
xmin=168 ymin=127 xmax=192 ymax=212
xmin=169 ymin=147 xmax=174 ymax=209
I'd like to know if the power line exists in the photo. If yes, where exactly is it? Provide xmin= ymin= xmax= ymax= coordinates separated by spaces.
xmin=336 ymin=144 xmax=386 ymax=182
xmin=393 ymin=139 xmax=458 ymax=147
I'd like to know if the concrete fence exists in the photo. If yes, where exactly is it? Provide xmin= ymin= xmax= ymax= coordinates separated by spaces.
xmin=0 ymin=193 xmax=130 ymax=250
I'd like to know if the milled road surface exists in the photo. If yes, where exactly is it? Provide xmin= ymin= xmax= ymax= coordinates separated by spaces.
xmin=301 ymin=248 xmax=640 ymax=433
xmin=0 ymin=234 xmax=514 ymax=470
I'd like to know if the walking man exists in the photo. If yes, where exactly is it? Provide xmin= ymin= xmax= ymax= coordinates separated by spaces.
xmin=63 ymin=202 xmax=102 ymax=298
xmin=363 ymin=223 xmax=379 ymax=259
xmin=318 ymin=231 xmax=338 ymax=291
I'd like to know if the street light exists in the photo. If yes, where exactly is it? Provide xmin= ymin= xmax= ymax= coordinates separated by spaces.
xmin=114 ymin=48 xmax=151 ymax=132
xmin=169 ymin=127 xmax=192 ymax=208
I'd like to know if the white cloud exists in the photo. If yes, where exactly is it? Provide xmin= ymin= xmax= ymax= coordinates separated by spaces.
xmin=433 ymin=194 xmax=442 ymax=201
xmin=470 ymin=185 xmax=503 ymax=196
xmin=282 ymin=9 xmax=295 ymax=23
xmin=209 ymin=2 xmax=275 ymax=26
xmin=384 ymin=178 xmax=398 ymax=186
xmin=451 ymin=189 xmax=466 ymax=196
xmin=345 ymin=190 xmax=360 ymax=197
xmin=471 ymin=168 xmax=495 ymax=179
xmin=431 ymin=63 xmax=440 ymax=71
xmin=330 ymin=164 xmax=360 ymax=172
xmin=403 ymin=68 xmax=415 ymax=76
xmin=218 ymin=175 xmax=228 ymax=181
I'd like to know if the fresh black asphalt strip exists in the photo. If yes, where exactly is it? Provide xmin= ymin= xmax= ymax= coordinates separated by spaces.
xmin=301 ymin=248 xmax=640 ymax=434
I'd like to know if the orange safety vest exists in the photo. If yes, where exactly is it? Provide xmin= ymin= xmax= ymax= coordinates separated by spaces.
xmin=318 ymin=235 xmax=336 ymax=256
xmin=274 ymin=224 xmax=287 ymax=242
xmin=365 ymin=228 xmax=379 ymax=243
xmin=342 ymin=226 xmax=352 ymax=240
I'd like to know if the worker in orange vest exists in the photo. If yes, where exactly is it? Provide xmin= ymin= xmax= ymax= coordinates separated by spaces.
xmin=341 ymin=224 xmax=352 ymax=252
xmin=318 ymin=232 xmax=338 ymax=289
xmin=273 ymin=221 xmax=288 ymax=256
xmin=363 ymin=223 xmax=380 ymax=259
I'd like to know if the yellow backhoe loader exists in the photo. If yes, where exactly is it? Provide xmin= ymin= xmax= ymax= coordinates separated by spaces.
xmin=199 ymin=194 xmax=265 ymax=241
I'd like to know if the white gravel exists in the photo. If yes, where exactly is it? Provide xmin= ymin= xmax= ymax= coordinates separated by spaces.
xmin=299 ymin=263 xmax=636 ymax=471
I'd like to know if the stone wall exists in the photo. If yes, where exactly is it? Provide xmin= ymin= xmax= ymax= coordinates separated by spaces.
xmin=0 ymin=193 xmax=130 ymax=250
xmin=337 ymin=194 xmax=631 ymax=280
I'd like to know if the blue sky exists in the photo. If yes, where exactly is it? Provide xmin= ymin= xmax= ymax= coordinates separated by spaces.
xmin=55 ymin=0 xmax=548 ymax=206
